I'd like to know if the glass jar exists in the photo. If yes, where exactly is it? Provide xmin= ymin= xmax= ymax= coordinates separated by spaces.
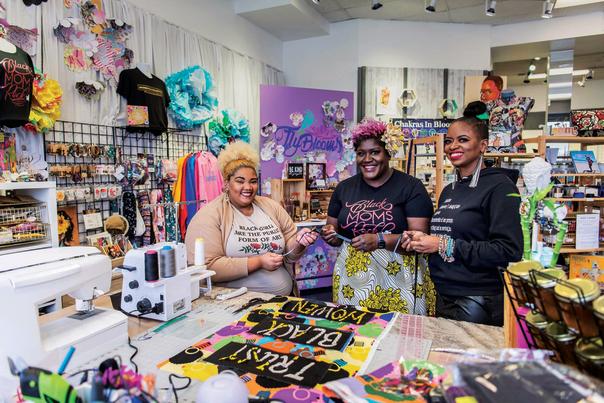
xmin=531 ymin=269 xmax=566 ymax=321
xmin=554 ymin=278 xmax=601 ymax=338
xmin=574 ymin=338 xmax=604 ymax=379
xmin=525 ymin=311 xmax=550 ymax=350
xmin=545 ymin=322 xmax=578 ymax=366
xmin=593 ymin=296 xmax=604 ymax=339
xmin=507 ymin=261 xmax=543 ymax=306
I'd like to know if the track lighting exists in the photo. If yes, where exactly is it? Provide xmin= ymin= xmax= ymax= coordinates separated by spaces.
xmin=542 ymin=0 xmax=555 ymax=18
xmin=311 ymin=0 xmax=320 ymax=4
xmin=485 ymin=0 xmax=496 ymax=16
xmin=586 ymin=69 xmax=594 ymax=79
xmin=371 ymin=0 xmax=383 ymax=10
xmin=425 ymin=0 xmax=437 ymax=13
xmin=529 ymin=63 xmax=536 ymax=72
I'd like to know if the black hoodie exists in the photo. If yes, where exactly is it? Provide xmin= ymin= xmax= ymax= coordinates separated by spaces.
xmin=428 ymin=168 xmax=523 ymax=296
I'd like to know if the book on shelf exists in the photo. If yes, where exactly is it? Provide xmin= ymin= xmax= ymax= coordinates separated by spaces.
xmin=570 ymin=150 xmax=600 ymax=174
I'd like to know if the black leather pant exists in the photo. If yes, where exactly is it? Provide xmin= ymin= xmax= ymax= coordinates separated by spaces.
xmin=436 ymin=293 xmax=504 ymax=326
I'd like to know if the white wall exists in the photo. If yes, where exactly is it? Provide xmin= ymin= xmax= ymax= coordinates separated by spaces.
xmin=572 ymin=79 xmax=604 ymax=109
xmin=508 ymin=84 xmax=548 ymax=112
xmin=283 ymin=19 xmax=492 ymax=105
xmin=126 ymin=0 xmax=283 ymax=69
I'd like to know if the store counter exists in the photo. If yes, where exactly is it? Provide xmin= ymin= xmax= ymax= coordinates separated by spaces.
xmin=66 ymin=287 xmax=503 ymax=401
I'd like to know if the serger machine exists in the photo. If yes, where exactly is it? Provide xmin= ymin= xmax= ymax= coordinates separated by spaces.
xmin=119 ymin=242 xmax=214 ymax=321
xmin=0 ymin=246 xmax=128 ymax=385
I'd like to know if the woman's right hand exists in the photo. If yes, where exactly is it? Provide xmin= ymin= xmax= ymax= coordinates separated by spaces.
xmin=401 ymin=231 xmax=426 ymax=252
xmin=259 ymin=252 xmax=284 ymax=271
xmin=321 ymin=224 xmax=341 ymax=246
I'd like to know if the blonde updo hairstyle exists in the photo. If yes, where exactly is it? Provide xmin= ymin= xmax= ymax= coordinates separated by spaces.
xmin=217 ymin=141 xmax=260 ymax=180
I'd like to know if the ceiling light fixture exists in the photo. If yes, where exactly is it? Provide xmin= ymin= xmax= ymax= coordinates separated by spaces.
xmin=485 ymin=0 xmax=496 ymax=16
xmin=529 ymin=63 xmax=537 ymax=72
xmin=586 ymin=69 xmax=594 ymax=79
xmin=528 ymin=73 xmax=547 ymax=79
xmin=311 ymin=0 xmax=320 ymax=4
xmin=548 ymin=82 xmax=572 ymax=88
xmin=542 ymin=0 xmax=556 ymax=18
xmin=425 ymin=0 xmax=437 ymax=13
xmin=577 ymin=76 xmax=586 ymax=87
xmin=534 ymin=57 xmax=542 ymax=61
xmin=549 ymin=93 xmax=572 ymax=100
xmin=371 ymin=0 xmax=383 ymax=10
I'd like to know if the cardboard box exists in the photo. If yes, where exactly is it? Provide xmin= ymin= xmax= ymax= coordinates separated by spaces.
xmin=569 ymin=254 xmax=604 ymax=288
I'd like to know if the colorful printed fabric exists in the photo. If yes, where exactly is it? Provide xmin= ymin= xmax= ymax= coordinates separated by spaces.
xmin=571 ymin=109 xmax=604 ymax=133
xmin=333 ymin=245 xmax=436 ymax=316
xmin=158 ymin=296 xmax=396 ymax=401
xmin=137 ymin=190 xmax=151 ymax=246
xmin=150 ymin=189 xmax=165 ymax=243
xmin=322 ymin=360 xmax=444 ymax=402
xmin=486 ymin=95 xmax=534 ymax=147
xmin=122 ymin=191 xmax=137 ymax=242
xmin=163 ymin=188 xmax=178 ymax=242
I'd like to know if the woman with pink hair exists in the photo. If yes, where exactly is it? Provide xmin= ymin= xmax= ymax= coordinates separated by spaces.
xmin=321 ymin=119 xmax=435 ymax=314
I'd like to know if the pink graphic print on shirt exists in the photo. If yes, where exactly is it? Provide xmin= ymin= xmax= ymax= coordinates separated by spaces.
xmin=0 ymin=57 xmax=32 ymax=107
xmin=341 ymin=199 xmax=396 ymax=236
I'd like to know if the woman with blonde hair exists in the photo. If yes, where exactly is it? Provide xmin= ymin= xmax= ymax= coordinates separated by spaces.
xmin=185 ymin=142 xmax=317 ymax=295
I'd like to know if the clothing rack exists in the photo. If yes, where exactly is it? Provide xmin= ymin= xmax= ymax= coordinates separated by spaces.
xmin=140 ymin=199 xmax=207 ymax=244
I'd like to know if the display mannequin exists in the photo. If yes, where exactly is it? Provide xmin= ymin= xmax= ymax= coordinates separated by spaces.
xmin=116 ymin=62 xmax=170 ymax=134
xmin=136 ymin=62 xmax=152 ymax=79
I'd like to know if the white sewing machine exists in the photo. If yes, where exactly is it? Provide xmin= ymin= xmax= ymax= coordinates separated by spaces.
xmin=119 ymin=242 xmax=214 ymax=321
xmin=0 ymin=246 xmax=128 ymax=383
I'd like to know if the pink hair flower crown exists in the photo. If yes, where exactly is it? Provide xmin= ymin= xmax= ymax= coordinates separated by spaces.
xmin=352 ymin=118 xmax=403 ymax=156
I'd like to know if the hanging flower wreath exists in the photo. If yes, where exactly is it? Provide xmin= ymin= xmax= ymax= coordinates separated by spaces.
xmin=208 ymin=109 xmax=250 ymax=157
xmin=26 ymin=71 xmax=63 ymax=133
xmin=165 ymin=65 xmax=218 ymax=130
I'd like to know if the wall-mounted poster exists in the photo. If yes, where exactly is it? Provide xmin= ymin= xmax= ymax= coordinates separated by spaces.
xmin=260 ymin=85 xmax=355 ymax=291
xmin=376 ymin=86 xmax=397 ymax=115
xmin=57 ymin=206 xmax=80 ymax=246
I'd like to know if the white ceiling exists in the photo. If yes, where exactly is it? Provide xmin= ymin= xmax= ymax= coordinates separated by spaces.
xmin=305 ymin=0 xmax=604 ymax=25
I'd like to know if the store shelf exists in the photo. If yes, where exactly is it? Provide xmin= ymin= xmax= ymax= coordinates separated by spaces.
xmin=0 ymin=181 xmax=56 ymax=190
xmin=308 ymin=189 xmax=334 ymax=193
xmin=560 ymin=245 xmax=604 ymax=253
xmin=524 ymin=136 xmax=604 ymax=145
xmin=551 ymin=173 xmax=604 ymax=177
xmin=484 ymin=153 xmax=537 ymax=158
xmin=282 ymin=178 xmax=305 ymax=182
xmin=549 ymin=197 xmax=604 ymax=202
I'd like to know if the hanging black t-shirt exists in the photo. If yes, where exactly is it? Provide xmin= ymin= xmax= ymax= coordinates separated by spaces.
xmin=0 ymin=45 xmax=34 ymax=128
xmin=117 ymin=67 xmax=170 ymax=134
xmin=328 ymin=170 xmax=433 ymax=239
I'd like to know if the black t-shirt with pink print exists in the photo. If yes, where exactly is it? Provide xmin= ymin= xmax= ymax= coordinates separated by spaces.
xmin=328 ymin=170 xmax=433 ymax=239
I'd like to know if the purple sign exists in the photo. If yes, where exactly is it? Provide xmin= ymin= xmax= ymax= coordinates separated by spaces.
xmin=259 ymin=85 xmax=355 ymax=194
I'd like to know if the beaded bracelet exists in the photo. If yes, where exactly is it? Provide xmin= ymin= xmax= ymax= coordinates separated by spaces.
xmin=437 ymin=234 xmax=455 ymax=263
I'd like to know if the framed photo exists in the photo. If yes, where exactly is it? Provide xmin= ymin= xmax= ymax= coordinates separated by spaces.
xmin=87 ymin=231 xmax=112 ymax=251
xmin=287 ymin=163 xmax=304 ymax=179
xmin=104 ymin=243 xmax=125 ymax=259
xmin=306 ymin=162 xmax=326 ymax=190
xmin=57 ymin=206 xmax=80 ymax=246
xmin=570 ymin=150 xmax=600 ymax=173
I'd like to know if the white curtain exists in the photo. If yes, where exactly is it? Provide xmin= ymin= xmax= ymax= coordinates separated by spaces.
xmin=2 ymin=0 xmax=285 ymax=150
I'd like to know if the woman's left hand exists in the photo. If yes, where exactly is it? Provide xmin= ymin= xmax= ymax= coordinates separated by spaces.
xmin=409 ymin=235 xmax=439 ymax=254
xmin=296 ymin=228 xmax=318 ymax=247
xmin=351 ymin=234 xmax=378 ymax=252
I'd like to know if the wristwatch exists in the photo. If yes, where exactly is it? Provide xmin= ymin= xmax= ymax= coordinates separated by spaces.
xmin=377 ymin=232 xmax=386 ymax=249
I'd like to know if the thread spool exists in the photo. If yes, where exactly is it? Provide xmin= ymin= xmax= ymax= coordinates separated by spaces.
xmin=160 ymin=246 xmax=177 ymax=278
xmin=194 ymin=238 xmax=205 ymax=266
xmin=144 ymin=250 xmax=159 ymax=282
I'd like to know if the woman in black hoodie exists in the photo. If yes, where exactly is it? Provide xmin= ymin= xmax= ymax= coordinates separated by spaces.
xmin=404 ymin=102 xmax=522 ymax=326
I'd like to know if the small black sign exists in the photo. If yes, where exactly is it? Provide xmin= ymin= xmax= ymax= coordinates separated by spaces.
xmin=280 ymin=300 xmax=374 ymax=325
xmin=249 ymin=317 xmax=353 ymax=351
xmin=204 ymin=342 xmax=329 ymax=387
xmin=287 ymin=163 xmax=304 ymax=179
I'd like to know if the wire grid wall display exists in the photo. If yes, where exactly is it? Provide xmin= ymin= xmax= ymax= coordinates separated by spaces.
xmin=45 ymin=121 xmax=207 ymax=244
